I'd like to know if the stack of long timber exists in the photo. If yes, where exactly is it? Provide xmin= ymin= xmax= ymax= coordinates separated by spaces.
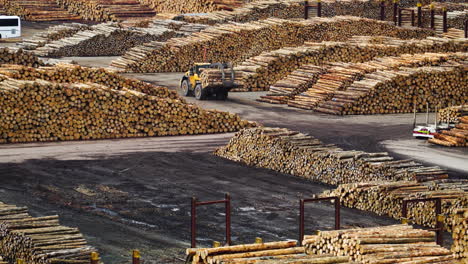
xmin=110 ymin=16 xmax=434 ymax=73
xmin=139 ymin=0 xmax=244 ymax=14
xmin=199 ymin=69 xmax=244 ymax=90
xmin=0 ymin=201 xmax=96 ymax=264
xmin=451 ymin=208 xmax=467 ymax=260
xmin=31 ymin=22 xmax=177 ymax=57
xmin=314 ymin=60 xmax=467 ymax=115
xmin=177 ymin=0 xmax=304 ymax=25
xmin=235 ymin=36 xmax=467 ymax=93
xmin=438 ymin=105 xmax=468 ymax=124
xmin=0 ymin=0 xmax=81 ymax=21
xmin=303 ymin=225 xmax=456 ymax=263
xmin=284 ymin=52 xmax=467 ymax=109
xmin=18 ymin=23 xmax=91 ymax=50
xmin=0 ymin=48 xmax=43 ymax=67
xmin=57 ymin=0 xmax=156 ymax=22
xmin=322 ymin=180 xmax=468 ymax=231
xmin=0 ymin=64 xmax=254 ymax=143
xmin=429 ymin=116 xmax=468 ymax=147
xmin=186 ymin=240 xmax=354 ymax=264
xmin=215 ymin=127 xmax=449 ymax=186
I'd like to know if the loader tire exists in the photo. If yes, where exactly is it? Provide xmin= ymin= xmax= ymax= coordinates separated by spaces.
xmin=194 ymin=84 xmax=207 ymax=100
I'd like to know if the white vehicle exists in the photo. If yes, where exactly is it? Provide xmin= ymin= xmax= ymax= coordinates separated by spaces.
xmin=412 ymin=103 xmax=450 ymax=139
xmin=0 ymin=16 xmax=21 ymax=39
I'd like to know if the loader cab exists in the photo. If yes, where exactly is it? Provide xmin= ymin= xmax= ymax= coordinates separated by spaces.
xmin=0 ymin=16 xmax=21 ymax=39
xmin=184 ymin=63 xmax=211 ymax=88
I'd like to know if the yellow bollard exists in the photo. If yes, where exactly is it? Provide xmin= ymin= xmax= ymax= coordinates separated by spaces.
xmin=16 ymin=259 xmax=25 ymax=264
xmin=90 ymin=252 xmax=99 ymax=264
xmin=213 ymin=241 xmax=221 ymax=248
xmin=255 ymin=237 xmax=263 ymax=244
xmin=132 ymin=250 xmax=141 ymax=264
xmin=401 ymin=218 xmax=409 ymax=224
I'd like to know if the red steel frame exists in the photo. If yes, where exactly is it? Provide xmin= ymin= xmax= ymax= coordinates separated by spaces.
xmin=402 ymin=197 xmax=443 ymax=246
xmin=191 ymin=193 xmax=231 ymax=248
xmin=299 ymin=197 xmax=340 ymax=246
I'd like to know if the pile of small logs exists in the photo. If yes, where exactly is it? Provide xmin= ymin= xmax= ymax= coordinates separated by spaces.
xmin=451 ymin=207 xmax=467 ymax=259
xmin=429 ymin=116 xmax=468 ymax=147
xmin=0 ymin=201 xmax=96 ymax=264
xmin=322 ymin=180 xmax=468 ymax=231
xmin=31 ymin=22 xmax=178 ymax=57
xmin=139 ymin=0 xmax=244 ymax=14
xmin=438 ymin=105 xmax=468 ymax=124
xmin=199 ymin=69 xmax=243 ymax=90
xmin=57 ymin=0 xmax=156 ymax=22
xmin=0 ymin=48 xmax=43 ymax=68
xmin=0 ymin=65 xmax=254 ymax=143
xmin=177 ymin=0 xmax=304 ymax=25
xmin=215 ymin=127 xmax=449 ymax=186
xmin=186 ymin=240 xmax=354 ymax=264
xmin=110 ymin=16 xmax=434 ymax=73
xmin=304 ymin=225 xmax=456 ymax=263
xmin=18 ymin=23 xmax=91 ymax=50
xmin=0 ymin=0 xmax=81 ymax=21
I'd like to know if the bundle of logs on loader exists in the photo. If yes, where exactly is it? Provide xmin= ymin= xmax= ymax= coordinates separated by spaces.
xmin=219 ymin=36 xmax=467 ymax=92
xmin=186 ymin=240 xmax=355 ymax=264
xmin=18 ymin=23 xmax=91 ymax=50
xmin=303 ymin=225 xmax=457 ymax=263
xmin=451 ymin=208 xmax=467 ymax=259
xmin=438 ymin=105 xmax=468 ymax=124
xmin=0 ymin=64 xmax=254 ymax=143
xmin=0 ymin=0 xmax=81 ymax=21
xmin=215 ymin=127 xmax=449 ymax=186
xmin=110 ymin=16 xmax=434 ymax=73
xmin=429 ymin=115 xmax=468 ymax=147
xmin=56 ymin=0 xmax=156 ymax=22
xmin=0 ymin=201 xmax=96 ymax=264
xmin=139 ymin=0 xmax=244 ymax=14
xmin=321 ymin=179 xmax=468 ymax=232
xmin=0 ymin=48 xmax=43 ymax=68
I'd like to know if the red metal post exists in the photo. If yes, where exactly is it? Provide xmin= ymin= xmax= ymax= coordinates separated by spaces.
xmin=398 ymin=8 xmax=402 ymax=26
xmin=334 ymin=197 xmax=341 ymax=230
xmin=317 ymin=0 xmax=322 ymax=17
xmin=465 ymin=20 xmax=468 ymax=38
xmin=443 ymin=8 xmax=448 ymax=32
xmin=393 ymin=0 xmax=398 ymax=25
xmin=225 ymin=193 xmax=231 ymax=246
xmin=411 ymin=10 xmax=415 ymax=27
xmin=417 ymin=3 xmax=422 ymax=27
xmin=299 ymin=199 xmax=305 ymax=245
xmin=191 ymin=197 xmax=197 ymax=248
xmin=430 ymin=5 xmax=435 ymax=29
xmin=380 ymin=0 xmax=385 ymax=21
xmin=402 ymin=198 xmax=443 ymax=246
xmin=299 ymin=197 xmax=340 ymax=246
xmin=304 ymin=1 xmax=309 ymax=19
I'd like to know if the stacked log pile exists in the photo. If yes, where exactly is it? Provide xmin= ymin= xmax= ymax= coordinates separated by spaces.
xmin=429 ymin=116 xmax=468 ymax=147
xmin=451 ymin=208 xmax=467 ymax=259
xmin=0 ymin=0 xmax=81 ymax=21
xmin=313 ymin=60 xmax=467 ymax=115
xmin=110 ymin=16 xmax=434 ymax=73
xmin=438 ymin=105 xmax=468 ymax=124
xmin=0 ymin=48 xmax=43 ymax=68
xmin=0 ymin=201 xmax=96 ymax=264
xmin=138 ymin=0 xmax=244 ymax=14
xmin=18 ymin=23 xmax=91 ymax=50
xmin=303 ymin=225 xmax=456 ymax=263
xmin=186 ymin=240 xmax=354 ymax=264
xmin=57 ymin=0 xmax=156 ymax=22
xmin=230 ymin=36 xmax=466 ymax=93
xmin=322 ymin=180 xmax=468 ymax=231
xmin=0 ymin=64 xmax=254 ymax=143
xmin=215 ymin=127 xmax=449 ymax=186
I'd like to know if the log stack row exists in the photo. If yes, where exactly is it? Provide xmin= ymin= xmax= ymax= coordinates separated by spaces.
xmin=0 ymin=0 xmax=81 ymax=21
xmin=0 ymin=48 xmax=43 ymax=68
xmin=138 ymin=0 xmax=244 ymax=14
xmin=215 ymin=127 xmax=449 ymax=185
xmin=0 ymin=201 xmax=96 ymax=264
xmin=322 ymin=180 xmax=468 ymax=232
xmin=0 ymin=64 xmax=254 ymax=143
xmin=110 ymin=16 xmax=434 ymax=73
xmin=438 ymin=105 xmax=468 ymax=124
xmin=303 ymin=225 xmax=456 ymax=263
xmin=18 ymin=23 xmax=91 ymax=50
xmin=451 ymin=208 xmax=467 ymax=260
xmin=56 ymin=0 xmax=156 ymax=22
xmin=429 ymin=116 xmax=468 ymax=147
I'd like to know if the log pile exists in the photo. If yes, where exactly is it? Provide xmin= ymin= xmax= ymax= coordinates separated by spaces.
xmin=0 ymin=0 xmax=81 ymax=21
xmin=18 ymin=23 xmax=91 ymax=50
xmin=110 ymin=16 xmax=434 ymax=73
xmin=0 ymin=201 xmax=96 ymax=264
xmin=438 ymin=105 xmax=468 ymax=124
xmin=322 ymin=180 xmax=468 ymax=231
xmin=451 ymin=208 xmax=467 ymax=260
xmin=0 ymin=48 xmax=43 ymax=68
xmin=139 ymin=0 xmax=244 ymax=14
xmin=303 ymin=225 xmax=456 ymax=263
xmin=215 ymin=127 xmax=449 ymax=186
xmin=57 ymin=0 xmax=156 ymax=22
xmin=429 ymin=115 xmax=468 ymax=147
xmin=0 ymin=65 xmax=254 ymax=143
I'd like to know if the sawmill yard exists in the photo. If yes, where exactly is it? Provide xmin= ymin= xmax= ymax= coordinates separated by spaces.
xmin=0 ymin=0 xmax=467 ymax=264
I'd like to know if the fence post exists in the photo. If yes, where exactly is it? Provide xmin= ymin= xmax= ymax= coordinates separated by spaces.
xmin=393 ymin=0 xmax=398 ymax=25
xmin=317 ymin=0 xmax=322 ymax=17
xmin=417 ymin=3 xmax=422 ymax=27
xmin=442 ymin=7 xmax=448 ymax=32
xmin=380 ymin=0 xmax=385 ymax=21
xmin=430 ymin=4 xmax=435 ymax=29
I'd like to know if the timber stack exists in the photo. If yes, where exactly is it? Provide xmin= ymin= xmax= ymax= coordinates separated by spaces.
xmin=57 ymin=0 xmax=156 ymax=22
xmin=18 ymin=23 xmax=91 ymax=50
xmin=322 ymin=180 xmax=468 ymax=231
xmin=429 ymin=115 xmax=468 ymax=147
xmin=303 ymin=225 xmax=456 ymax=263
xmin=139 ymin=0 xmax=244 ymax=14
xmin=0 ymin=48 xmax=43 ymax=68
xmin=0 ymin=64 xmax=254 ymax=143
xmin=438 ymin=105 xmax=468 ymax=124
xmin=0 ymin=0 xmax=81 ymax=21
xmin=451 ymin=208 xmax=467 ymax=260
xmin=215 ymin=127 xmax=449 ymax=185
xmin=110 ymin=16 xmax=434 ymax=73
xmin=0 ymin=201 xmax=96 ymax=264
